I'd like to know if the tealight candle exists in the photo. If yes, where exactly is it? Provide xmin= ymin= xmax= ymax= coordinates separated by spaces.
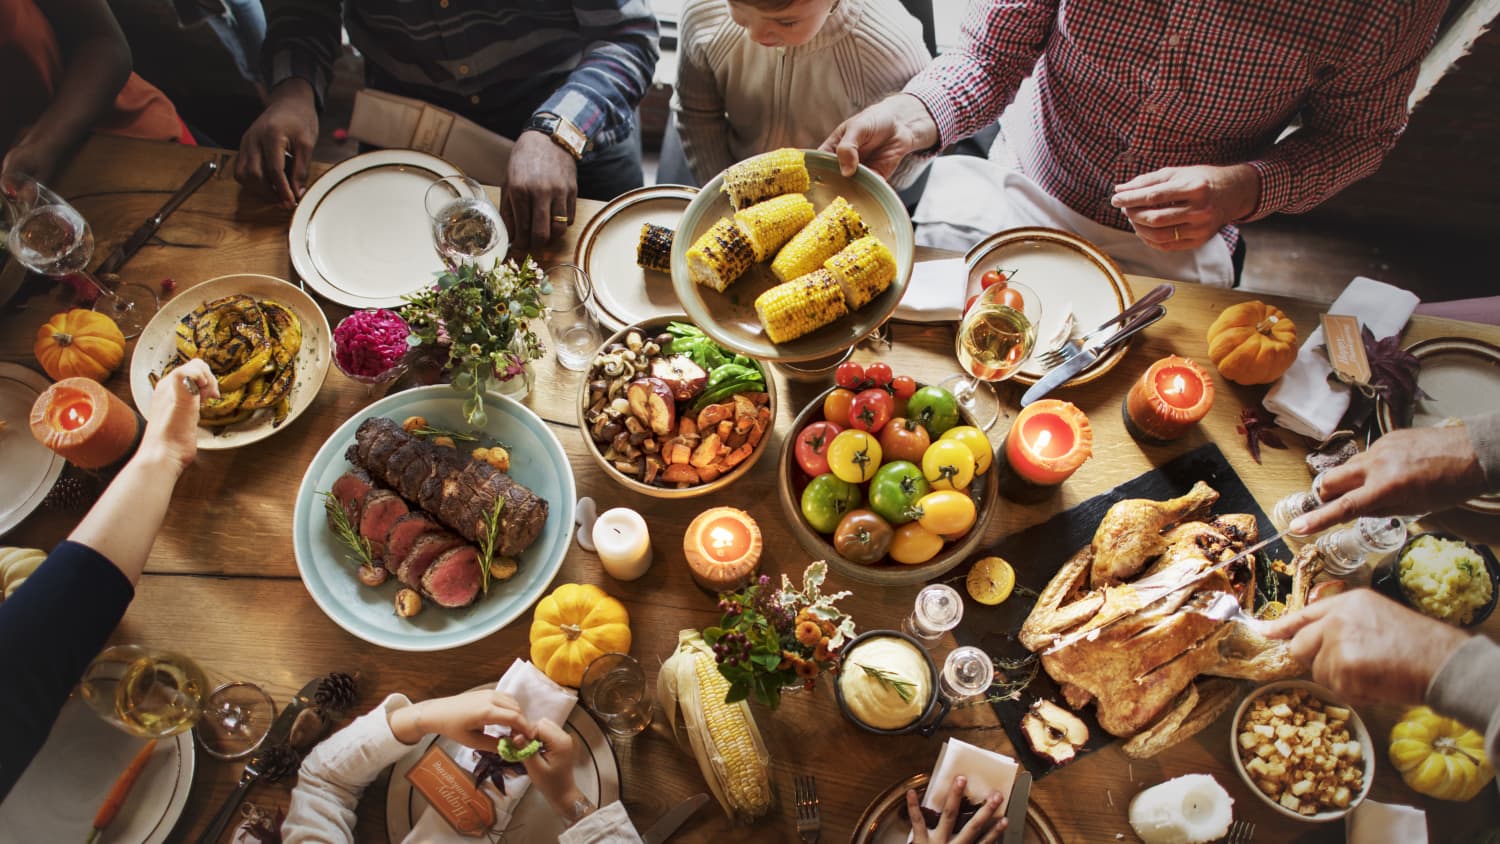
xmin=996 ymin=399 xmax=1093 ymax=501
xmin=1124 ymin=356 xmax=1215 ymax=443
xmin=29 ymin=377 xmax=141 ymax=469
xmin=592 ymin=508 xmax=653 ymax=581
xmin=684 ymin=507 xmax=762 ymax=592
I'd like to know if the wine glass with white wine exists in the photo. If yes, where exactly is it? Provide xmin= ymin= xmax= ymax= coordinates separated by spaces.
xmin=79 ymin=644 xmax=275 ymax=760
xmin=940 ymin=280 xmax=1042 ymax=430
xmin=424 ymin=175 xmax=508 ymax=266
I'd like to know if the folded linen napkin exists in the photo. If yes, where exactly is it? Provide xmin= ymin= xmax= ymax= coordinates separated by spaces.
xmin=1263 ymin=277 xmax=1420 ymax=441
xmin=893 ymin=258 xmax=968 ymax=323
xmin=1346 ymin=799 xmax=1427 ymax=843
xmin=922 ymin=738 xmax=1019 ymax=816
xmin=408 ymin=659 xmax=577 ymax=840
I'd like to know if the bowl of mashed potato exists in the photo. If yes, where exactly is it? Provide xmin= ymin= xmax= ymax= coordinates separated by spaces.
xmin=1376 ymin=533 xmax=1499 ymax=627
xmin=835 ymin=630 xmax=946 ymax=735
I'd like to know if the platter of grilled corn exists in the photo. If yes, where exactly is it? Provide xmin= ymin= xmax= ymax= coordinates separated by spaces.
xmin=129 ymin=273 xmax=331 ymax=449
xmin=669 ymin=148 xmax=914 ymax=362
xmin=572 ymin=184 xmax=697 ymax=331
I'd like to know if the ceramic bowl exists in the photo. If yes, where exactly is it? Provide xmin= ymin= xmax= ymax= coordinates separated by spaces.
xmin=1372 ymin=531 xmax=1500 ymax=628
xmin=834 ymin=629 xmax=948 ymax=737
xmin=1229 ymin=680 xmax=1374 ymax=823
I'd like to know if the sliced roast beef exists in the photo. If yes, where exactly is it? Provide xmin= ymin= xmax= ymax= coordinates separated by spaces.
xmin=421 ymin=545 xmax=481 ymax=608
xmin=357 ymin=490 xmax=408 ymax=559
xmin=385 ymin=512 xmax=442 ymax=567
xmin=330 ymin=468 xmax=375 ymax=528
xmin=395 ymin=532 xmax=464 ymax=586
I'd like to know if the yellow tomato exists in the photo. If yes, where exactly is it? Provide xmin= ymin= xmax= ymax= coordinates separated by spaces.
xmin=921 ymin=439 xmax=976 ymax=491
xmin=914 ymin=490 xmax=977 ymax=536
xmin=889 ymin=522 xmax=944 ymax=565
xmin=827 ymin=429 xmax=883 ymax=484
xmin=940 ymin=425 xmax=994 ymax=475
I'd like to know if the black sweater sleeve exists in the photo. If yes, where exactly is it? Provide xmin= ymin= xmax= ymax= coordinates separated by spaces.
xmin=0 ymin=540 xmax=133 ymax=800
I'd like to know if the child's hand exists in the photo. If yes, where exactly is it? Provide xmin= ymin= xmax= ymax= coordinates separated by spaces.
xmin=521 ymin=718 xmax=588 ymax=819
xmin=388 ymin=689 xmax=532 ymax=752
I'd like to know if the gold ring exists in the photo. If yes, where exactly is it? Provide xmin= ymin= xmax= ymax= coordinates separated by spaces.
xmin=1173 ymin=225 xmax=1181 ymax=242
xmin=552 ymin=215 xmax=571 ymax=224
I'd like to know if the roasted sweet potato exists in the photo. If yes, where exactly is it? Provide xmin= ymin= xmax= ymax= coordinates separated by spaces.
xmin=661 ymin=463 xmax=700 ymax=484
xmin=690 ymin=433 xmax=722 ymax=468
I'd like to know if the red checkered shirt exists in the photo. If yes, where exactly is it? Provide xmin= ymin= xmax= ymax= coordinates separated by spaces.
xmin=904 ymin=0 xmax=1445 ymax=245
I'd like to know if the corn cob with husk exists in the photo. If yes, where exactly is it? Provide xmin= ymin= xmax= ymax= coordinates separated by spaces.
xmin=825 ymin=234 xmax=897 ymax=310
xmin=658 ymin=630 xmax=774 ymax=822
xmin=636 ymin=223 xmax=674 ymax=273
xmin=754 ymin=269 xmax=849 ymax=344
xmin=686 ymin=218 xmax=756 ymax=292
xmin=733 ymin=193 xmax=815 ymax=262
xmin=770 ymin=196 xmax=867 ymax=282
xmin=721 ymin=148 xmax=810 ymax=211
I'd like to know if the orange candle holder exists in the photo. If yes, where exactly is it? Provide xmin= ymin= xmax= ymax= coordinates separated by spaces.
xmin=684 ymin=507 xmax=762 ymax=593
xmin=1124 ymin=356 xmax=1215 ymax=443
xmin=29 ymin=377 xmax=141 ymax=469
xmin=996 ymin=399 xmax=1093 ymax=502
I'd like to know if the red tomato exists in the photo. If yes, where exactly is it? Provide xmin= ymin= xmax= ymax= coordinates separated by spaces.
xmin=835 ymin=360 xmax=865 ymax=389
xmin=980 ymin=269 xmax=1009 ymax=290
xmin=823 ymin=388 xmax=856 ymax=425
xmin=794 ymin=421 xmax=843 ymax=476
xmin=891 ymin=375 xmax=917 ymax=400
xmin=849 ymin=388 xmax=894 ymax=433
xmin=997 ymin=286 xmax=1025 ymax=310
xmin=964 ymin=294 xmax=980 ymax=315
xmin=878 ymin=417 xmax=931 ymax=464
xmin=865 ymin=362 xmax=893 ymax=389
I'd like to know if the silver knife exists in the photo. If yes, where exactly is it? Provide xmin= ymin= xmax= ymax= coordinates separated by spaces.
xmin=1002 ymin=771 xmax=1031 ymax=844
xmin=642 ymin=793 xmax=710 ymax=844
xmin=1019 ymin=304 xmax=1166 ymax=406
xmin=96 ymin=157 xmax=218 ymax=275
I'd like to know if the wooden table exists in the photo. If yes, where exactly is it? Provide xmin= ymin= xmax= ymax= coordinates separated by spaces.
xmin=4 ymin=135 xmax=1499 ymax=843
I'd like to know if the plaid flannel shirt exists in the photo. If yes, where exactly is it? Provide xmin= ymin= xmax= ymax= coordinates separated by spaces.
xmin=264 ymin=0 xmax=659 ymax=150
xmin=904 ymin=0 xmax=1445 ymax=241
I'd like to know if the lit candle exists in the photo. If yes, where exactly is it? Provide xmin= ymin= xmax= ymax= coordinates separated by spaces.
xmin=684 ymin=507 xmax=762 ymax=592
xmin=592 ymin=508 xmax=653 ymax=581
xmin=997 ymin=400 xmax=1093 ymax=500
xmin=1124 ymin=356 xmax=1215 ymax=443
xmin=29 ymin=378 xmax=141 ymax=469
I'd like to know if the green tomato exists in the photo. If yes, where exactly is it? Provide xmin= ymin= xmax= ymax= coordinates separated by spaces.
xmin=801 ymin=474 xmax=864 ymax=534
xmin=906 ymin=386 xmax=961 ymax=437
xmin=867 ymin=460 xmax=931 ymax=526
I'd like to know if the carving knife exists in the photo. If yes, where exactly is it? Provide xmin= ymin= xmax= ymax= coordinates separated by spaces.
xmin=96 ymin=157 xmax=218 ymax=275
xmin=642 ymin=792 xmax=710 ymax=844
xmin=1001 ymin=770 xmax=1031 ymax=844
xmin=1019 ymin=304 xmax=1166 ymax=407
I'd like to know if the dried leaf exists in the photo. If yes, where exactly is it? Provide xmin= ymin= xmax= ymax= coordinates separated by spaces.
xmin=1238 ymin=407 xmax=1288 ymax=464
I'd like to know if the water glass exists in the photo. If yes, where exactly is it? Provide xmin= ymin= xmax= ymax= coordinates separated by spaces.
xmin=424 ymin=175 xmax=506 ymax=265
xmin=580 ymin=653 xmax=652 ymax=738
xmin=542 ymin=264 xmax=603 ymax=371
xmin=939 ymin=645 xmax=995 ymax=703
xmin=902 ymin=583 xmax=963 ymax=647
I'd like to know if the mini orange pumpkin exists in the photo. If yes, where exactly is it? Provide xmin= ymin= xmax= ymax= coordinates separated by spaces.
xmin=34 ymin=309 xmax=125 ymax=382
xmin=529 ymin=583 xmax=632 ymax=687
xmin=1206 ymin=301 xmax=1297 ymax=385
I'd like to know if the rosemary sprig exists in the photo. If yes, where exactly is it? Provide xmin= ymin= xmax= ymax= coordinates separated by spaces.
xmin=409 ymin=425 xmax=479 ymax=442
xmin=477 ymin=497 xmax=505 ymax=595
xmin=321 ymin=492 xmax=373 ymax=568
xmin=856 ymin=663 xmax=916 ymax=703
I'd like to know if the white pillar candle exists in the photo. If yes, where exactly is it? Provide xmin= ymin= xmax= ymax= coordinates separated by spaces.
xmin=592 ymin=507 xmax=652 ymax=581
xmin=1127 ymin=774 xmax=1234 ymax=844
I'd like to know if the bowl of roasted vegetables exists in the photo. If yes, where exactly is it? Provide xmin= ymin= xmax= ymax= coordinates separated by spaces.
xmin=578 ymin=316 xmax=777 ymax=498
xmin=669 ymin=148 xmax=914 ymax=363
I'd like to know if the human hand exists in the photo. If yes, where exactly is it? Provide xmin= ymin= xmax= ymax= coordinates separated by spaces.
xmin=1291 ymin=425 xmax=1487 ymax=535
xmin=1262 ymin=589 xmax=1471 ymax=705
xmin=502 ymin=130 xmax=578 ymax=253
xmin=905 ymin=776 xmax=1008 ymax=844
xmin=387 ymin=688 xmax=532 ymax=752
xmin=234 ymin=78 xmax=318 ymax=209
xmin=518 ymin=717 xmax=589 ymax=818
xmin=139 ymin=359 xmax=217 ymax=473
xmin=1 ymin=140 xmax=61 ymax=189
xmin=1110 ymin=164 xmax=1259 ymax=251
xmin=819 ymin=93 xmax=940 ymax=180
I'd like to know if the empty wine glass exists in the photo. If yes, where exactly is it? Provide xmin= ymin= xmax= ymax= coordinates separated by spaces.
xmin=1 ymin=176 xmax=158 ymax=337
xmin=424 ymin=175 xmax=507 ymax=266
xmin=940 ymin=281 xmax=1042 ymax=430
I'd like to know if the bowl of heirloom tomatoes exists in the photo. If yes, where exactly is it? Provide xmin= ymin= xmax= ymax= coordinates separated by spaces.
xmin=776 ymin=360 xmax=999 ymax=585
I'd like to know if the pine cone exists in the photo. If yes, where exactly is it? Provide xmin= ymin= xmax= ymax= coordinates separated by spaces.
xmin=256 ymin=743 xmax=301 ymax=783
xmin=43 ymin=473 xmax=99 ymax=510
xmin=314 ymin=671 xmax=358 ymax=715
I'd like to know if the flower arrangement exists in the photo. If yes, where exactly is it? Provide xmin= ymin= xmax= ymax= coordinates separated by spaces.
xmin=703 ymin=561 xmax=856 ymax=708
xmin=401 ymin=257 xmax=547 ymax=426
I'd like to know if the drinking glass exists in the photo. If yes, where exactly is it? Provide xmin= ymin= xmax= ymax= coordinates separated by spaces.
xmin=424 ymin=175 xmax=507 ymax=266
xmin=902 ymin=583 xmax=963 ymax=647
xmin=940 ymin=281 xmax=1042 ymax=430
xmin=939 ymin=645 xmax=995 ymax=704
xmin=579 ymin=653 xmax=652 ymax=738
xmin=79 ymin=644 xmax=275 ymax=760
xmin=1 ymin=176 xmax=158 ymax=337
xmin=542 ymin=264 xmax=603 ymax=371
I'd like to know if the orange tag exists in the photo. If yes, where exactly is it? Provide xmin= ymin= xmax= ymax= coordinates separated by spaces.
xmin=1321 ymin=314 xmax=1370 ymax=384
xmin=405 ymin=745 xmax=495 ymax=837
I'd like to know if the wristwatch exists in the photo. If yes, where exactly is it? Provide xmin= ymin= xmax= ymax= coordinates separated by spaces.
xmin=525 ymin=112 xmax=588 ymax=160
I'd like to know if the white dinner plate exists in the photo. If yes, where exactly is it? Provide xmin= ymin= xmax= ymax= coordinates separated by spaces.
xmin=0 ymin=696 xmax=195 ymax=843
xmin=0 ymin=362 xmax=64 ymax=536
xmin=290 ymin=150 xmax=462 ymax=308
xmin=385 ymin=704 xmax=620 ymax=842
xmin=573 ymin=184 xmax=696 ymax=331
xmin=965 ymin=227 xmax=1133 ymax=386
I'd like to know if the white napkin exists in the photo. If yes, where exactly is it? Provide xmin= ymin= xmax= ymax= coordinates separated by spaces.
xmin=409 ymin=660 xmax=578 ymax=840
xmin=1263 ymin=277 xmax=1420 ymax=441
xmin=923 ymin=738 xmax=1019 ymax=814
xmin=1346 ymin=799 xmax=1427 ymax=844
xmin=894 ymin=259 xmax=968 ymax=323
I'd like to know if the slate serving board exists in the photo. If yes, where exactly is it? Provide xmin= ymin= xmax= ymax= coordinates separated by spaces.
xmin=940 ymin=442 xmax=1292 ymax=779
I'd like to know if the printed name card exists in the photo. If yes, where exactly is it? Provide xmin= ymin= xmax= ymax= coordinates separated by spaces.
xmin=405 ymin=745 xmax=495 ymax=837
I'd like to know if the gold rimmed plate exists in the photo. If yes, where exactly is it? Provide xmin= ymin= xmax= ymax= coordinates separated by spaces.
xmin=573 ymin=184 xmax=697 ymax=331
xmin=852 ymin=773 xmax=1061 ymax=844
xmin=0 ymin=362 xmax=64 ymax=536
xmin=965 ymin=227 xmax=1133 ymax=387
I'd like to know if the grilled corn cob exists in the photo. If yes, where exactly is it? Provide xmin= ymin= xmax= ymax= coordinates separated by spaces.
xmin=721 ymin=148 xmax=810 ymax=211
xmin=754 ymin=269 xmax=849 ymax=344
xmin=770 ymin=196 xmax=867 ymax=282
xmin=733 ymin=193 xmax=815 ymax=262
xmin=825 ymin=235 xmax=897 ymax=310
xmin=686 ymin=218 xmax=755 ymax=292
xmin=636 ymin=223 xmax=674 ymax=273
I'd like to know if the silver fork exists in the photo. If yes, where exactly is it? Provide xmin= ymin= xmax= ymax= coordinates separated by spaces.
xmin=1033 ymin=282 xmax=1175 ymax=370
xmin=1226 ymin=819 xmax=1255 ymax=843
xmin=794 ymin=774 xmax=821 ymax=843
